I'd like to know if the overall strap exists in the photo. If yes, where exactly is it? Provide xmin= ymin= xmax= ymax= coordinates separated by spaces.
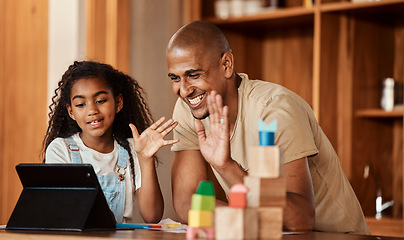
xmin=117 ymin=145 xmax=128 ymax=168
xmin=65 ymin=136 xmax=82 ymax=163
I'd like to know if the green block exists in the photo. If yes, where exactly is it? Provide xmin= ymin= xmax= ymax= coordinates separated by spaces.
xmin=196 ymin=181 xmax=215 ymax=196
xmin=191 ymin=194 xmax=215 ymax=210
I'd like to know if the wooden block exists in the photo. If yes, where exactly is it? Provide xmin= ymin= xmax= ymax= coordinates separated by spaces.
xmin=188 ymin=210 xmax=213 ymax=227
xmin=215 ymin=207 xmax=258 ymax=239
xmin=229 ymin=192 xmax=247 ymax=208
xmin=229 ymin=184 xmax=248 ymax=208
xmin=196 ymin=181 xmax=215 ymax=196
xmin=248 ymin=146 xmax=282 ymax=178
xmin=258 ymin=207 xmax=283 ymax=239
xmin=191 ymin=194 xmax=215 ymax=210
xmin=244 ymin=176 xmax=286 ymax=207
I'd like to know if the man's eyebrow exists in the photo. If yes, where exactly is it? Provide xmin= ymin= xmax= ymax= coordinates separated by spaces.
xmin=168 ymin=73 xmax=177 ymax=78
xmin=168 ymin=69 xmax=203 ymax=78
xmin=185 ymin=69 xmax=203 ymax=75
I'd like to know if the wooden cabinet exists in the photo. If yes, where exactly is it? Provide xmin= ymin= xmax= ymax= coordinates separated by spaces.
xmin=184 ymin=0 xmax=404 ymax=235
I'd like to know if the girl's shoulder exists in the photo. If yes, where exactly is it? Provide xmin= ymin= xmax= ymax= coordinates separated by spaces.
xmin=47 ymin=133 xmax=83 ymax=155
xmin=48 ymin=137 xmax=68 ymax=149
xmin=45 ymin=136 xmax=73 ymax=163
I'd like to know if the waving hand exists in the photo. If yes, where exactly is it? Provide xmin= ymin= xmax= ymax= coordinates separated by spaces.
xmin=129 ymin=117 xmax=179 ymax=159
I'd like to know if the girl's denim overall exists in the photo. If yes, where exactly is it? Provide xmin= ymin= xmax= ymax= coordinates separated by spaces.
xmin=66 ymin=136 xmax=127 ymax=223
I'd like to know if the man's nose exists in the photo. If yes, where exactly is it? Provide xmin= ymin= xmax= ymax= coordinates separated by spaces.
xmin=179 ymin=78 xmax=192 ymax=97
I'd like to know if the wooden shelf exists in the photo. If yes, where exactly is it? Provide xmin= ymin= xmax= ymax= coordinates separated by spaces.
xmin=356 ymin=108 xmax=404 ymax=118
xmin=204 ymin=7 xmax=314 ymax=29
xmin=321 ymin=0 xmax=404 ymax=13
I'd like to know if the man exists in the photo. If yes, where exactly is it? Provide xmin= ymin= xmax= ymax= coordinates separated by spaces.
xmin=166 ymin=20 xmax=370 ymax=234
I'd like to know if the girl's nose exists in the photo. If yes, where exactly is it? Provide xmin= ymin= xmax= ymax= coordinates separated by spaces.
xmin=87 ymin=103 xmax=99 ymax=115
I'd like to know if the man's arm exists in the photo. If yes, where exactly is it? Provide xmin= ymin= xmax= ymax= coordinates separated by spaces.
xmin=283 ymin=157 xmax=315 ymax=231
xmin=172 ymin=150 xmax=229 ymax=223
xmin=171 ymin=150 xmax=208 ymax=223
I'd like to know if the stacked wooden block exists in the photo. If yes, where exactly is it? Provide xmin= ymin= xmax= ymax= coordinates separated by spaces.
xmin=215 ymin=119 xmax=285 ymax=239
xmin=186 ymin=181 xmax=215 ymax=239
xmin=215 ymin=184 xmax=258 ymax=239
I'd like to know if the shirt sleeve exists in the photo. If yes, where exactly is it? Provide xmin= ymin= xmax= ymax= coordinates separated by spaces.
xmin=45 ymin=138 xmax=71 ymax=163
xmin=261 ymin=94 xmax=319 ymax=164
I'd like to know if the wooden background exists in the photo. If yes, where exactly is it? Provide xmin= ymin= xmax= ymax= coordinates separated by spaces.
xmin=0 ymin=0 xmax=130 ymax=224
xmin=0 ymin=0 xmax=48 ymax=225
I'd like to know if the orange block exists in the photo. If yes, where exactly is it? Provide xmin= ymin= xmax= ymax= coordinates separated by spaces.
xmin=229 ymin=184 xmax=248 ymax=208
xmin=229 ymin=192 xmax=247 ymax=208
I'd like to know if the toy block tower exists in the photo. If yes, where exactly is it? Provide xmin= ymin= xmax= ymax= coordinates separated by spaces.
xmin=244 ymin=119 xmax=285 ymax=239
xmin=186 ymin=181 xmax=215 ymax=239
xmin=215 ymin=184 xmax=258 ymax=240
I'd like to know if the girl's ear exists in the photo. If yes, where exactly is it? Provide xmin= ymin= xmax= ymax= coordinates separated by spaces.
xmin=116 ymin=94 xmax=123 ymax=113
xmin=221 ymin=52 xmax=234 ymax=79
xmin=66 ymin=104 xmax=76 ymax=120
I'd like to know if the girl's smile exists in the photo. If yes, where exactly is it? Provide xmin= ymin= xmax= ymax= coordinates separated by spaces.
xmin=88 ymin=118 xmax=103 ymax=128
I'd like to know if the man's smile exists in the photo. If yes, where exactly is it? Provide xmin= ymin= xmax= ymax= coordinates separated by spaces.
xmin=186 ymin=92 xmax=207 ymax=108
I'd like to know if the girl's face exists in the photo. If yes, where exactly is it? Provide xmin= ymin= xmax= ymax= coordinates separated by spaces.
xmin=66 ymin=77 xmax=123 ymax=143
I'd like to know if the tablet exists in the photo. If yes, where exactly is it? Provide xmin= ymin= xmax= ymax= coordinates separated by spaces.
xmin=6 ymin=163 xmax=116 ymax=231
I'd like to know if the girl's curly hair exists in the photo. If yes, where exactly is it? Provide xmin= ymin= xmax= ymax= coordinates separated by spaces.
xmin=42 ymin=60 xmax=155 ymax=188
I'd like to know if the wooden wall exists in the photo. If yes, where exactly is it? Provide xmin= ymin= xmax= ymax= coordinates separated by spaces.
xmin=0 ymin=0 xmax=48 ymax=224
xmin=0 ymin=0 xmax=131 ymax=224
xmin=86 ymin=0 xmax=130 ymax=73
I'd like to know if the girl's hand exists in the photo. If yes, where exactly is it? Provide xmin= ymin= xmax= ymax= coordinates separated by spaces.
xmin=129 ymin=117 xmax=179 ymax=159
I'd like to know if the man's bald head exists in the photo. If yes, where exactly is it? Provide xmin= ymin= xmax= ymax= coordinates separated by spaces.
xmin=167 ymin=21 xmax=232 ymax=58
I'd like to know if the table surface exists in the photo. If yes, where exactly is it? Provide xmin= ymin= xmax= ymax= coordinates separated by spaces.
xmin=1 ymin=229 xmax=404 ymax=240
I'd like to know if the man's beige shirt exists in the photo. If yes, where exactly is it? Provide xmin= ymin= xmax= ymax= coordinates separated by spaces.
xmin=172 ymin=73 xmax=370 ymax=234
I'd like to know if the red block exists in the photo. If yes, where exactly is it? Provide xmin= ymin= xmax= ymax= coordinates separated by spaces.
xmin=229 ymin=192 xmax=247 ymax=208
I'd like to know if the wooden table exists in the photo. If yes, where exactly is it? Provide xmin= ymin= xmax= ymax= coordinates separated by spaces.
xmin=1 ymin=229 xmax=404 ymax=240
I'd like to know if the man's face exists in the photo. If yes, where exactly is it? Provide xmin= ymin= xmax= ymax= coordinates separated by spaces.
xmin=167 ymin=48 xmax=226 ymax=120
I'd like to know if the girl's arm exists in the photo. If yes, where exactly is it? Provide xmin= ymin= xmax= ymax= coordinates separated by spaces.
xmin=135 ymin=156 xmax=164 ymax=223
xmin=129 ymin=117 xmax=179 ymax=223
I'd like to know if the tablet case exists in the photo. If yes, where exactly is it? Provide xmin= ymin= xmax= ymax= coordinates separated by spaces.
xmin=6 ymin=163 xmax=116 ymax=231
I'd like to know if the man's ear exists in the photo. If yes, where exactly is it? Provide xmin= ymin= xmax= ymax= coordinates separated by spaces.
xmin=116 ymin=94 xmax=123 ymax=113
xmin=221 ymin=52 xmax=234 ymax=79
xmin=66 ymin=104 xmax=75 ymax=120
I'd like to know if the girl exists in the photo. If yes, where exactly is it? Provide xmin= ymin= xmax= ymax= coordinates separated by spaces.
xmin=42 ymin=61 xmax=178 ymax=224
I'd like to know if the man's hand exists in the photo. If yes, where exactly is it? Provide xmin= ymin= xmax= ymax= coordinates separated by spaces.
xmin=194 ymin=91 xmax=230 ymax=169
xmin=194 ymin=91 xmax=246 ymax=186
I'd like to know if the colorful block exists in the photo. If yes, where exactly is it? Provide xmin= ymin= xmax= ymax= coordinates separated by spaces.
xmin=196 ymin=181 xmax=215 ymax=196
xmin=258 ymin=119 xmax=277 ymax=146
xmin=191 ymin=194 xmax=215 ymax=210
xmin=248 ymin=145 xmax=282 ymax=178
xmin=188 ymin=210 xmax=213 ymax=227
xmin=244 ymin=176 xmax=286 ymax=207
xmin=186 ymin=226 xmax=214 ymax=239
xmin=229 ymin=184 xmax=248 ymax=208
xmin=215 ymin=207 xmax=258 ymax=239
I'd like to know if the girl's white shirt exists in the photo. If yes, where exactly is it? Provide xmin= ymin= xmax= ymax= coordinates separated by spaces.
xmin=45 ymin=133 xmax=141 ymax=223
